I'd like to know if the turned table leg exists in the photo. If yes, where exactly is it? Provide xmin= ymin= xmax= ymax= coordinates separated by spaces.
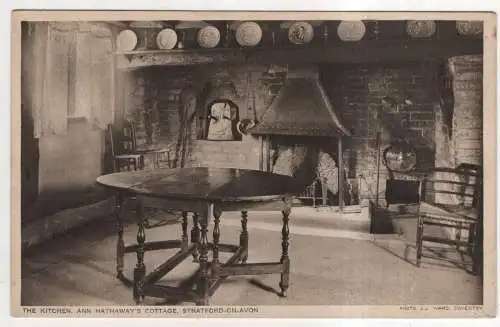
xmin=191 ymin=213 xmax=200 ymax=262
xmin=196 ymin=211 xmax=210 ymax=306
xmin=212 ymin=208 xmax=222 ymax=280
xmin=279 ymin=205 xmax=291 ymax=298
xmin=133 ymin=202 xmax=146 ymax=304
xmin=181 ymin=211 xmax=189 ymax=250
xmin=115 ymin=193 xmax=125 ymax=280
xmin=240 ymin=211 xmax=249 ymax=263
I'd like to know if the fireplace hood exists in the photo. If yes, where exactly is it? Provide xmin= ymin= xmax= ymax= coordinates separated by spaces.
xmin=248 ymin=65 xmax=352 ymax=138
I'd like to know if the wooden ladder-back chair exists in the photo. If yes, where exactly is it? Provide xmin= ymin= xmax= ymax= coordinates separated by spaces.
xmin=109 ymin=121 xmax=178 ymax=229
xmin=415 ymin=165 xmax=483 ymax=275
xmin=124 ymin=120 xmax=172 ymax=170
xmin=107 ymin=123 xmax=144 ymax=172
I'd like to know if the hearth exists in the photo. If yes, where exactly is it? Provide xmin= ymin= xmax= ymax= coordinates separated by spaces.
xmin=249 ymin=64 xmax=352 ymax=209
xmin=267 ymin=135 xmax=340 ymax=206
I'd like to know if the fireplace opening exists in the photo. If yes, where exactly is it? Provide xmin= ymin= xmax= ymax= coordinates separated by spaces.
xmin=268 ymin=135 xmax=343 ymax=207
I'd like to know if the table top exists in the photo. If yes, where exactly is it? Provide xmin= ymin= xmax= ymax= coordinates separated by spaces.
xmin=96 ymin=167 xmax=301 ymax=202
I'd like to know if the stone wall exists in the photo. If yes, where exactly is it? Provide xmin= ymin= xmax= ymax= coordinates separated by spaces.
xmin=322 ymin=62 xmax=440 ymax=204
xmin=123 ymin=64 xmax=287 ymax=170
xmin=449 ymin=55 xmax=483 ymax=167
xmin=433 ymin=55 xmax=483 ymax=207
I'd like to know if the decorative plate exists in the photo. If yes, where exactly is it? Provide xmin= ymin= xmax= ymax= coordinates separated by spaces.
xmin=116 ymin=29 xmax=138 ymax=51
xmin=288 ymin=21 xmax=314 ymax=45
xmin=280 ymin=21 xmax=324 ymax=29
xmin=156 ymin=28 xmax=178 ymax=50
xmin=456 ymin=21 xmax=483 ymax=36
xmin=235 ymin=21 xmax=263 ymax=47
xmin=406 ymin=20 xmax=436 ymax=38
xmin=383 ymin=142 xmax=418 ymax=173
xmin=337 ymin=21 xmax=366 ymax=41
xmin=197 ymin=26 xmax=221 ymax=48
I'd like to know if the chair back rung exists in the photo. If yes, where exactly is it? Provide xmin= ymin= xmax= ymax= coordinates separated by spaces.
xmin=420 ymin=167 xmax=482 ymax=209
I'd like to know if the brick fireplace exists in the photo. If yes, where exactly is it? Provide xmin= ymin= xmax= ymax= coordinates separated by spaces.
xmin=248 ymin=65 xmax=351 ymax=209
xmin=119 ymin=57 xmax=480 ymax=209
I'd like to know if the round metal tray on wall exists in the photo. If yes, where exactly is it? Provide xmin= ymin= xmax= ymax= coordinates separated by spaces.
xmin=156 ymin=28 xmax=179 ymax=50
xmin=197 ymin=25 xmax=221 ymax=49
xmin=456 ymin=21 xmax=483 ymax=36
xmin=288 ymin=21 xmax=314 ymax=45
xmin=337 ymin=20 xmax=366 ymax=42
xmin=235 ymin=21 xmax=263 ymax=47
xmin=406 ymin=20 xmax=437 ymax=38
xmin=383 ymin=142 xmax=418 ymax=173
xmin=116 ymin=29 xmax=138 ymax=52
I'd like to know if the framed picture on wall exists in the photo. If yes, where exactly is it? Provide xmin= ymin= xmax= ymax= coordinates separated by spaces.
xmin=204 ymin=99 xmax=241 ymax=141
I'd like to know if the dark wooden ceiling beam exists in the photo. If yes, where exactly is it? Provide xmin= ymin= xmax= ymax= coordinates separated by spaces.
xmin=115 ymin=38 xmax=483 ymax=70
xmin=105 ymin=21 xmax=130 ymax=29
xmin=248 ymin=38 xmax=484 ymax=64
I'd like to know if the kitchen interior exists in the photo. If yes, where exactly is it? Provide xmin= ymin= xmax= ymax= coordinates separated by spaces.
xmin=19 ymin=18 xmax=485 ymax=306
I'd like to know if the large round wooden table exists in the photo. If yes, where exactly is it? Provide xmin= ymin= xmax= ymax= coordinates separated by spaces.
xmin=96 ymin=167 xmax=299 ymax=306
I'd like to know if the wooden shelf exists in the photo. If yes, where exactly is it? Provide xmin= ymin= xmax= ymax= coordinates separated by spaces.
xmin=115 ymin=38 xmax=483 ymax=70
xmin=113 ymin=47 xmax=239 ymax=56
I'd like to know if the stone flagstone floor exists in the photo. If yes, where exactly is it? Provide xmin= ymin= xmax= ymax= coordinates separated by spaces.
xmin=20 ymin=207 xmax=482 ymax=306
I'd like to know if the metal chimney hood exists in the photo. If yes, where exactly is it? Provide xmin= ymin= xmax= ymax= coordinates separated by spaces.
xmin=249 ymin=65 xmax=352 ymax=138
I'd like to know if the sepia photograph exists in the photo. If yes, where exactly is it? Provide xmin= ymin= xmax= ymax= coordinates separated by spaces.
xmin=10 ymin=10 xmax=497 ymax=318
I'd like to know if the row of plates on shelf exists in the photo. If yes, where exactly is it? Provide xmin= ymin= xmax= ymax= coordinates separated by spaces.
xmin=406 ymin=20 xmax=483 ymax=38
xmin=116 ymin=20 xmax=484 ymax=52
xmin=117 ymin=21 xmax=314 ymax=51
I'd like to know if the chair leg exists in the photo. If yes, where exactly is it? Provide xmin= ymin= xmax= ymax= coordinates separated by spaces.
xmin=456 ymin=222 xmax=466 ymax=264
xmin=467 ymin=224 xmax=475 ymax=255
xmin=154 ymin=153 xmax=160 ymax=169
xmin=455 ymin=222 xmax=463 ymax=250
xmin=114 ymin=159 xmax=121 ymax=173
xmin=471 ymin=223 xmax=482 ymax=276
xmin=416 ymin=215 xmax=424 ymax=267
xmin=113 ymin=158 xmax=118 ymax=173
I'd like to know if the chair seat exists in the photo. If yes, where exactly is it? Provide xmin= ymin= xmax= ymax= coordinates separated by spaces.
xmin=115 ymin=154 xmax=142 ymax=160
xmin=421 ymin=235 xmax=471 ymax=247
xmin=420 ymin=201 xmax=479 ymax=222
